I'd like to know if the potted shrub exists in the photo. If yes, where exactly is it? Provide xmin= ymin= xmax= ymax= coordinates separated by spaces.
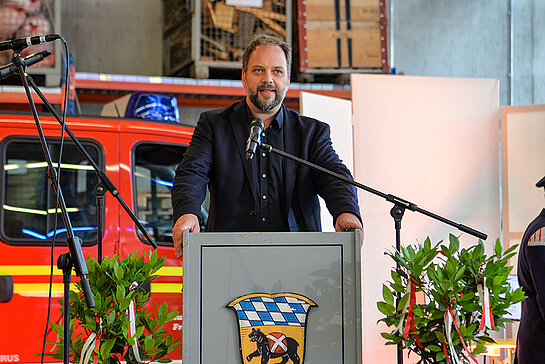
xmin=46 ymin=250 xmax=180 ymax=364
xmin=377 ymin=234 xmax=524 ymax=363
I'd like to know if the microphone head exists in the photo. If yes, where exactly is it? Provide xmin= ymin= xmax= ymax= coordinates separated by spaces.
xmin=24 ymin=50 xmax=51 ymax=60
xmin=250 ymin=117 xmax=264 ymax=129
xmin=245 ymin=118 xmax=264 ymax=160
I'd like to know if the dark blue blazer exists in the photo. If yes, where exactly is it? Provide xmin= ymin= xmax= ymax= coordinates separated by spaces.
xmin=171 ymin=99 xmax=360 ymax=232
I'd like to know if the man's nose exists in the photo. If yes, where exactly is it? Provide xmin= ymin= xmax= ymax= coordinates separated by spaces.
xmin=261 ymin=70 xmax=274 ymax=83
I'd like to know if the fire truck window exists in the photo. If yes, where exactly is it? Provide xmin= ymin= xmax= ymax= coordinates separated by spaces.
xmin=134 ymin=143 xmax=210 ymax=246
xmin=2 ymin=139 xmax=101 ymax=245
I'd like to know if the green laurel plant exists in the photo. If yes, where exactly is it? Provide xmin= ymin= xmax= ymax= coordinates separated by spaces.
xmin=46 ymin=250 xmax=180 ymax=364
xmin=377 ymin=234 xmax=524 ymax=364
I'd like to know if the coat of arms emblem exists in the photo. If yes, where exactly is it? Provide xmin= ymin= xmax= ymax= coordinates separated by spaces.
xmin=227 ymin=293 xmax=317 ymax=364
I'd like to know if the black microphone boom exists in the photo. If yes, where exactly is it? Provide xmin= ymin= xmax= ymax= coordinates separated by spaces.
xmin=0 ymin=51 xmax=52 ymax=81
xmin=245 ymin=117 xmax=264 ymax=160
xmin=0 ymin=33 xmax=60 ymax=52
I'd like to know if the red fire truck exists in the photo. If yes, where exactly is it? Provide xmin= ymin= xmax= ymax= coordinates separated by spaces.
xmin=0 ymin=112 xmax=193 ymax=363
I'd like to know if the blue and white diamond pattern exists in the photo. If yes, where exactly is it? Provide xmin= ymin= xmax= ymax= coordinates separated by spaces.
xmin=232 ymin=295 xmax=313 ymax=328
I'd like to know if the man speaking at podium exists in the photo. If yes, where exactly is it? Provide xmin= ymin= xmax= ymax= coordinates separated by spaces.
xmin=171 ymin=34 xmax=362 ymax=258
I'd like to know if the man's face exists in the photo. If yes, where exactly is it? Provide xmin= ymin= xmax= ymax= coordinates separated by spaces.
xmin=242 ymin=44 xmax=290 ymax=113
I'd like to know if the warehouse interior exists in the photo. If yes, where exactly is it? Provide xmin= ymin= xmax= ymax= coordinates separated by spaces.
xmin=1 ymin=1 xmax=544 ymax=364
xmin=1 ymin=0 xmax=543 ymax=118
xmin=57 ymin=0 xmax=545 ymax=108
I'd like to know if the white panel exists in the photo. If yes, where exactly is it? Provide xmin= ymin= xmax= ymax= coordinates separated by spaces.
xmin=351 ymin=74 xmax=500 ymax=363
xmin=501 ymin=105 xmax=545 ymax=249
xmin=300 ymin=91 xmax=353 ymax=231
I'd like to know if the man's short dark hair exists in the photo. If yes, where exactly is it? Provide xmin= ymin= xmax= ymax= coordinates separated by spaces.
xmin=242 ymin=34 xmax=292 ymax=75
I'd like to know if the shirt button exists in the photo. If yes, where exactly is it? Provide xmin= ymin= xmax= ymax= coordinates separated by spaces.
xmin=262 ymin=152 xmax=266 ymax=157
xmin=261 ymin=132 xmax=265 ymax=137
xmin=262 ymin=217 xmax=267 ymax=222
xmin=262 ymin=195 xmax=267 ymax=200
xmin=262 ymin=173 xmax=267 ymax=178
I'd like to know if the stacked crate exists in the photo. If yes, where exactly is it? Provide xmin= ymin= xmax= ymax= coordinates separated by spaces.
xmin=0 ymin=0 xmax=62 ymax=86
xmin=163 ymin=0 xmax=292 ymax=79
xmin=297 ymin=0 xmax=388 ymax=74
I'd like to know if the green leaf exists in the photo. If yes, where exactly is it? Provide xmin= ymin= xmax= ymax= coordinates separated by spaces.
xmin=494 ymin=239 xmax=502 ymax=257
xmin=493 ymin=275 xmax=503 ymax=287
xmin=115 ymin=285 xmax=125 ymax=304
xmin=144 ymin=336 xmax=155 ymax=352
xmin=454 ymin=266 xmax=466 ymax=281
xmin=382 ymin=284 xmax=395 ymax=305
xmin=119 ymin=296 xmax=132 ymax=311
xmin=166 ymin=310 xmax=179 ymax=322
xmin=135 ymin=325 xmax=145 ymax=338
xmin=380 ymin=332 xmax=398 ymax=341
xmin=107 ymin=310 xmax=116 ymax=326
xmin=127 ymin=335 xmax=136 ymax=347
xmin=511 ymin=288 xmax=526 ymax=302
xmin=377 ymin=302 xmax=395 ymax=317
xmin=448 ymin=234 xmax=460 ymax=252
xmin=167 ymin=342 xmax=180 ymax=354
xmin=397 ymin=293 xmax=409 ymax=311
xmin=504 ymin=243 xmax=519 ymax=256
xmin=473 ymin=243 xmax=483 ymax=260
xmin=99 ymin=339 xmax=116 ymax=359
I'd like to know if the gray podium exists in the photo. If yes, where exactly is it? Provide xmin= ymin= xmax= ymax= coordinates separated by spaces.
xmin=182 ymin=230 xmax=362 ymax=364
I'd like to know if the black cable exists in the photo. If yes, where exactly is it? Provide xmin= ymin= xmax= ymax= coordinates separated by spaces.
xmin=40 ymin=36 xmax=71 ymax=364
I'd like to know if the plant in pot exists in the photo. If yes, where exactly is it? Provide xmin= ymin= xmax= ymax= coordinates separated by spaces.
xmin=46 ymin=250 xmax=180 ymax=364
xmin=377 ymin=234 xmax=524 ymax=364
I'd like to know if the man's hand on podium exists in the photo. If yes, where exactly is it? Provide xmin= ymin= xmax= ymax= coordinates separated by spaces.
xmin=335 ymin=212 xmax=364 ymax=246
xmin=173 ymin=213 xmax=200 ymax=258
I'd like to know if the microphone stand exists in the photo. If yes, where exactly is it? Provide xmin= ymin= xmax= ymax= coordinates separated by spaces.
xmin=11 ymin=49 xmax=94 ymax=364
xmin=11 ymin=49 xmax=156 ymax=364
xmin=259 ymin=142 xmax=487 ymax=364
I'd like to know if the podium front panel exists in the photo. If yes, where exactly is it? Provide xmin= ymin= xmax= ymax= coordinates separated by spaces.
xmin=182 ymin=231 xmax=361 ymax=364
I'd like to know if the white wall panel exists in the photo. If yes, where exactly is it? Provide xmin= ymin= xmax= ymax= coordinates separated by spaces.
xmin=351 ymin=74 xmax=500 ymax=363
xmin=501 ymin=104 xmax=545 ymax=248
xmin=300 ymin=92 xmax=354 ymax=231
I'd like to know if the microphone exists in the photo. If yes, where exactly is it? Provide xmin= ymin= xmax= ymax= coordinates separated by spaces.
xmin=245 ymin=118 xmax=264 ymax=160
xmin=0 ymin=33 xmax=60 ymax=52
xmin=0 ymin=51 xmax=52 ymax=81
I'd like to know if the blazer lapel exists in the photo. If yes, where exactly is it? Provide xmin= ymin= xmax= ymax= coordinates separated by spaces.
xmin=230 ymin=101 xmax=259 ymax=202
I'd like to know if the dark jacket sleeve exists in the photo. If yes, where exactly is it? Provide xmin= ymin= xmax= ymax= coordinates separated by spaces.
xmin=171 ymin=112 xmax=214 ymax=223
xmin=526 ymin=243 xmax=545 ymax=320
xmin=305 ymin=118 xmax=361 ymax=224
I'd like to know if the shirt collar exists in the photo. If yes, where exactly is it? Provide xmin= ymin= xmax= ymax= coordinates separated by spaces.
xmin=244 ymin=100 xmax=284 ymax=130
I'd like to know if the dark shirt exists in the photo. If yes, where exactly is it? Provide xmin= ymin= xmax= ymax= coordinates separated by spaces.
xmin=245 ymin=103 xmax=289 ymax=231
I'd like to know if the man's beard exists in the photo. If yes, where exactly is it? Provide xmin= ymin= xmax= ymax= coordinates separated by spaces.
xmin=248 ymin=85 xmax=286 ymax=112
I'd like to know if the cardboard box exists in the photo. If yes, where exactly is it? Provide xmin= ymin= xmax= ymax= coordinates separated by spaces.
xmin=304 ymin=0 xmax=380 ymax=22
xmin=304 ymin=20 xmax=382 ymax=69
